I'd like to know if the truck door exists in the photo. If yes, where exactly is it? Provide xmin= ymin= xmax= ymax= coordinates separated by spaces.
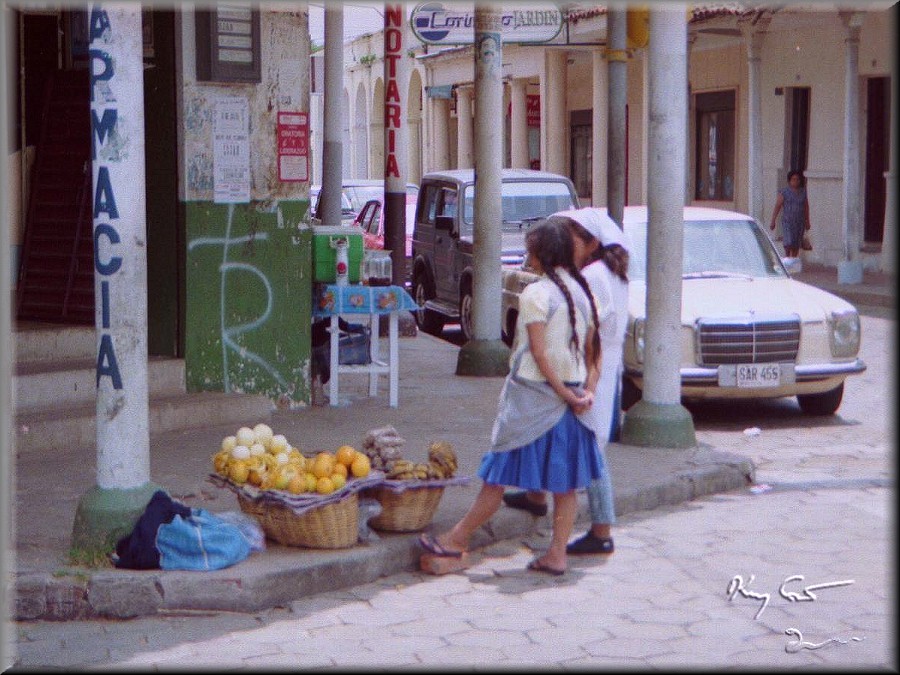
xmin=434 ymin=187 xmax=460 ymax=300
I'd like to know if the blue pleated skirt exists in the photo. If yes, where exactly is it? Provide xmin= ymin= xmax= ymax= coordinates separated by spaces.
xmin=477 ymin=408 xmax=604 ymax=493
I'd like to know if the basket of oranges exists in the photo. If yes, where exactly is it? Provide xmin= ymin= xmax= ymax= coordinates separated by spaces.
xmin=210 ymin=424 xmax=380 ymax=549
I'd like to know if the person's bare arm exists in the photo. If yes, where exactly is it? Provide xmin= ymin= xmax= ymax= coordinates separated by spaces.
xmin=583 ymin=327 xmax=601 ymax=394
xmin=527 ymin=321 xmax=593 ymax=415
xmin=770 ymin=192 xmax=784 ymax=230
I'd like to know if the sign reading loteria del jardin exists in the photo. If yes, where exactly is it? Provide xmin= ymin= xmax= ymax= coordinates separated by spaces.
xmin=410 ymin=2 xmax=563 ymax=45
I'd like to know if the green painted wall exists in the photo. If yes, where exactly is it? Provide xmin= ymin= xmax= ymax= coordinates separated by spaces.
xmin=184 ymin=199 xmax=312 ymax=405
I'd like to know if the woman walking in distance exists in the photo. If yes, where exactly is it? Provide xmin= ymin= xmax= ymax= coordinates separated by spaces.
xmin=418 ymin=219 xmax=604 ymax=575
xmin=770 ymin=170 xmax=811 ymax=257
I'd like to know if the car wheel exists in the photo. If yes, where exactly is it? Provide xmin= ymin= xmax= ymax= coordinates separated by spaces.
xmin=797 ymin=382 xmax=844 ymax=415
xmin=621 ymin=376 xmax=642 ymax=411
xmin=459 ymin=284 xmax=474 ymax=343
xmin=413 ymin=274 xmax=444 ymax=336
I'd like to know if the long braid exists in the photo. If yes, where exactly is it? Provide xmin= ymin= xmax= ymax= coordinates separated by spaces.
xmin=525 ymin=218 xmax=580 ymax=356
xmin=569 ymin=265 xmax=601 ymax=361
xmin=544 ymin=267 xmax=580 ymax=355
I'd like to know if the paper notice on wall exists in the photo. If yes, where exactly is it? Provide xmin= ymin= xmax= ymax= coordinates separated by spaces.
xmin=214 ymin=97 xmax=250 ymax=203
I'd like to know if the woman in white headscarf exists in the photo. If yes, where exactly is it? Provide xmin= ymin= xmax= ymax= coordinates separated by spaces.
xmin=503 ymin=208 xmax=630 ymax=555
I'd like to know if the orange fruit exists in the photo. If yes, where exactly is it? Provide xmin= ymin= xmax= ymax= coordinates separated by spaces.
xmin=316 ymin=476 xmax=335 ymax=494
xmin=330 ymin=473 xmax=347 ymax=490
xmin=229 ymin=459 xmax=250 ymax=484
xmin=332 ymin=463 xmax=348 ymax=478
xmin=287 ymin=474 xmax=306 ymax=494
xmin=350 ymin=453 xmax=371 ymax=478
xmin=335 ymin=445 xmax=357 ymax=467
xmin=304 ymin=473 xmax=318 ymax=492
xmin=311 ymin=452 xmax=336 ymax=479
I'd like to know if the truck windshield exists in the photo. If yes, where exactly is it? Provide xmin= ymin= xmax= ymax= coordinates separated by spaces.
xmin=460 ymin=181 xmax=576 ymax=235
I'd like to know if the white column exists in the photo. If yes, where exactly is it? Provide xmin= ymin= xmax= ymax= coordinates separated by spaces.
xmin=456 ymin=86 xmax=473 ymax=169
xmin=510 ymin=78 xmax=529 ymax=168
xmin=432 ymin=96 xmax=451 ymax=171
xmin=591 ymin=48 xmax=608 ymax=207
xmin=607 ymin=8 xmax=627 ymax=224
xmin=644 ymin=5 xmax=688 ymax=407
xmin=543 ymin=50 xmax=567 ymax=176
xmin=472 ymin=5 xmax=503 ymax=342
xmin=745 ymin=22 xmax=768 ymax=224
xmin=839 ymin=12 xmax=863 ymax=283
xmin=641 ymin=50 xmax=650 ymax=205
xmin=321 ymin=5 xmax=343 ymax=224
xmin=90 ymin=4 xmax=150 ymax=489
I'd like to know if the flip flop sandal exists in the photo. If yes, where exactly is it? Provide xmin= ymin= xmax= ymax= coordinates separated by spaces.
xmin=417 ymin=533 xmax=463 ymax=558
xmin=527 ymin=558 xmax=566 ymax=576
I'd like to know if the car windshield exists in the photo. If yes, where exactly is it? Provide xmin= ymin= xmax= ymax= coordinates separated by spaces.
xmin=459 ymin=181 xmax=576 ymax=236
xmin=624 ymin=218 xmax=788 ymax=282
xmin=345 ymin=184 xmax=419 ymax=213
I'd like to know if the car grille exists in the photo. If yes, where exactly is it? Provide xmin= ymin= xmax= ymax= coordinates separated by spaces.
xmin=696 ymin=317 xmax=800 ymax=366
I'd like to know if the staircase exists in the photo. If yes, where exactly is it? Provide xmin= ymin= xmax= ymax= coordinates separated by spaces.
xmin=13 ymin=325 xmax=276 ymax=455
xmin=16 ymin=69 xmax=95 ymax=324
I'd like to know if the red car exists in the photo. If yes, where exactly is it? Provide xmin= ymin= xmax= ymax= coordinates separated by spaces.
xmin=353 ymin=194 xmax=417 ymax=258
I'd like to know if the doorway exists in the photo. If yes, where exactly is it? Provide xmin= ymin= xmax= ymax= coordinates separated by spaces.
xmin=864 ymin=76 xmax=890 ymax=245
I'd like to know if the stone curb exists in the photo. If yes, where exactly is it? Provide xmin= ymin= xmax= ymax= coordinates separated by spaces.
xmin=13 ymin=451 xmax=754 ymax=622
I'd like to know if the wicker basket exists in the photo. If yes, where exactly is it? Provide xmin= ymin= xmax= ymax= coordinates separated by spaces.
xmin=237 ymin=492 xmax=359 ymax=549
xmin=364 ymin=485 xmax=444 ymax=532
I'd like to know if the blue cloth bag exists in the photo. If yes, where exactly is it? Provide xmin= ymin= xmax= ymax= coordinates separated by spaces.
xmin=156 ymin=508 xmax=253 ymax=571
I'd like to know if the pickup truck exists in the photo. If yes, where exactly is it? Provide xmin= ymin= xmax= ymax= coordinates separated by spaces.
xmin=410 ymin=168 xmax=579 ymax=341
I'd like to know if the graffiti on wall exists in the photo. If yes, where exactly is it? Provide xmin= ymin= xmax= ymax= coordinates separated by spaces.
xmin=187 ymin=203 xmax=290 ymax=393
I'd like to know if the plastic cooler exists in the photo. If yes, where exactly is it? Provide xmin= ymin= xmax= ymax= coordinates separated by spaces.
xmin=312 ymin=225 xmax=364 ymax=283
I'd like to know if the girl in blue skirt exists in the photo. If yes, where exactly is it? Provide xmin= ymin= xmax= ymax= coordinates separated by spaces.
xmin=418 ymin=219 xmax=604 ymax=575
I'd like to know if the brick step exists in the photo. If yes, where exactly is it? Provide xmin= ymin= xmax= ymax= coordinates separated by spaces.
xmin=14 ymin=390 xmax=275 ymax=455
xmin=15 ymin=325 xmax=96 ymax=362
xmin=13 ymin=356 xmax=186 ymax=411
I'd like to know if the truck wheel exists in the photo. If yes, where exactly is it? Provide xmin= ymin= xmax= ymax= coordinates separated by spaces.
xmin=459 ymin=285 xmax=474 ymax=343
xmin=501 ymin=310 xmax=517 ymax=347
xmin=797 ymin=382 xmax=844 ymax=415
xmin=413 ymin=275 xmax=445 ymax=336
xmin=621 ymin=376 xmax=642 ymax=411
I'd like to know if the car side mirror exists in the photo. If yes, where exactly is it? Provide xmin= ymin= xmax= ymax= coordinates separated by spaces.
xmin=435 ymin=215 xmax=454 ymax=232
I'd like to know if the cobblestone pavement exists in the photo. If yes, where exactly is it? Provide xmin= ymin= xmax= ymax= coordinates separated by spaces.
xmin=5 ymin=313 xmax=894 ymax=671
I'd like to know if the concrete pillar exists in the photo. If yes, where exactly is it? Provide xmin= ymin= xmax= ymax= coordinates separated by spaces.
xmin=543 ymin=50 xmax=567 ymax=176
xmin=591 ymin=48 xmax=608 ymax=207
xmin=621 ymin=3 xmax=697 ymax=449
xmin=510 ymin=78 xmax=529 ymax=169
xmin=456 ymin=86 xmax=473 ymax=169
xmin=607 ymin=8 xmax=627 ymax=224
xmin=321 ymin=5 xmax=343 ymax=225
xmin=432 ymin=97 xmax=451 ymax=171
xmin=640 ymin=49 xmax=650 ymax=205
xmin=838 ymin=11 xmax=864 ymax=284
xmin=881 ymin=67 xmax=896 ymax=275
xmin=456 ymin=3 xmax=510 ymax=376
xmin=745 ymin=22 xmax=769 ymax=224
xmin=72 ymin=4 xmax=161 ymax=557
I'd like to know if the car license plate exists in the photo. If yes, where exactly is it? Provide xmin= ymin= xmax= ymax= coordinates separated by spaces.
xmin=736 ymin=363 xmax=781 ymax=388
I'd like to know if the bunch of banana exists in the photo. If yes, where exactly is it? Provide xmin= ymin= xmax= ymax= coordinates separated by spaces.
xmin=427 ymin=441 xmax=458 ymax=479
xmin=385 ymin=459 xmax=417 ymax=480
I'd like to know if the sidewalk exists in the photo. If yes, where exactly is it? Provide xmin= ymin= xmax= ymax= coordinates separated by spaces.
xmin=12 ymin=333 xmax=754 ymax=622
xmin=792 ymin=260 xmax=894 ymax=311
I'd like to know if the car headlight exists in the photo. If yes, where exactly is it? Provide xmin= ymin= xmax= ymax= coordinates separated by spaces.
xmin=828 ymin=310 xmax=861 ymax=357
xmin=633 ymin=318 xmax=646 ymax=364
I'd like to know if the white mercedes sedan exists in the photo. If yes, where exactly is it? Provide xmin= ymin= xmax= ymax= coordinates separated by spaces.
xmin=619 ymin=206 xmax=866 ymax=415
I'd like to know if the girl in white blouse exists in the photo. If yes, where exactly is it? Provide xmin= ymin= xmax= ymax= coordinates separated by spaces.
xmin=419 ymin=219 xmax=604 ymax=575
